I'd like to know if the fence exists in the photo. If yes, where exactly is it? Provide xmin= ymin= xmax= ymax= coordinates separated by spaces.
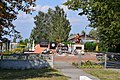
xmin=0 ymin=53 xmax=53 ymax=69
xmin=96 ymin=52 xmax=120 ymax=68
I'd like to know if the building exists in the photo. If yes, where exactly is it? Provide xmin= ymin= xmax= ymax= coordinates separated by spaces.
xmin=68 ymin=34 xmax=97 ymax=44
xmin=68 ymin=34 xmax=99 ymax=53
xmin=68 ymin=34 xmax=84 ymax=54
xmin=34 ymin=40 xmax=57 ymax=54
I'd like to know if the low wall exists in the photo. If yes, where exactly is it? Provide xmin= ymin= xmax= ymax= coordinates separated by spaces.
xmin=0 ymin=54 xmax=52 ymax=69
xmin=0 ymin=60 xmax=49 ymax=69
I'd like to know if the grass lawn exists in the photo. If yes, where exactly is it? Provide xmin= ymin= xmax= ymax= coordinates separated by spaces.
xmin=0 ymin=68 xmax=68 ymax=80
xmin=84 ymin=69 xmax=120 ymax=80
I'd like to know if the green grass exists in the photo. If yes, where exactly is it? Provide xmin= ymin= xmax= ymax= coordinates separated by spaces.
xmin=0 ymin=68 xmax=68 ymax=80
xmin=84 ymin=69 xmax=120 ymax=80
xmin=26 ymin=76 xmax=68 ymax=80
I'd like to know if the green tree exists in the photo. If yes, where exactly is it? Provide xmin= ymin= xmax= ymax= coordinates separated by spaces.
xmin=30 ymin=6 xmax=71 ymax=43
xmin=18 ymin=38 xmax=30 ymax=51
xmin=48 ymin=6 xmax=71 ymax=42
xmin=64 ymin=0 xmax=120 ymax=52
xmin=0 ymin=0 xmax=36 ymax=40
xmin=84 ymin=42 xmax=96 ymax=51
xmin=13 ymin=33 xmax=22 ymax=43
xmin=81 ymin=30 xmax=85 ymax=35
xmin=24 ymin=38 xmax=29 ymax=45
xmin=19 ymin=40 xmax=24 ymax=45
xmin=30 ymin=11 xmax=49 ymax=43
xmin=69 ymin=33 xmax=75 ymax=37
xmin=89 ymin=29 xmax=98 ymax=39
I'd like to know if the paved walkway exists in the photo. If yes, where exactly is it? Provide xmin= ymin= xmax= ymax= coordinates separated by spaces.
xmin=54 ymin=62 xmax=100 ymax=80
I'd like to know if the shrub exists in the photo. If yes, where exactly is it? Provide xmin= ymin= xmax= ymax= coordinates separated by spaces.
xmin=84 ymin=42 xmax=96 ymax=51
xmin=72 ymin=62 xmax=78 ymax=67
xmin=72 ymin=60 xmax=103 ymax=69
xmin=11 ymin=48 xmax=24 ymax=54
xmin=3 ymin=50 xmax=13 ymax=54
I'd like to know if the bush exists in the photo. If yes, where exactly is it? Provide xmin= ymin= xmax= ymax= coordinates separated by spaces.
xmin=11 ymin=48 xmax=24 ymax=54
xmin=3 ymin=50 xmax=13 ymax=54
xmin=72 ymin=62 xmax=78 ymax=67
xmin=84 ymin=42 xmax=96 ymax=51
xmin=72 ymin=60 xmax=103 ymax=69
xmin=3 ymin=48 xmax=25 ymax=54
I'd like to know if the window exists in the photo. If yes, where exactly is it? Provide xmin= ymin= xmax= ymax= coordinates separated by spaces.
xmin=76 ymin=47 xmax=82 ymax=50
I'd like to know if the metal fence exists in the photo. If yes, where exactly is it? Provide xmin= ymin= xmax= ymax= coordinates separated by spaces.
xmin=0 ymin=53 xmax=52 ymax=60
xmin=96 ymin=52 xmax=120 ymax=68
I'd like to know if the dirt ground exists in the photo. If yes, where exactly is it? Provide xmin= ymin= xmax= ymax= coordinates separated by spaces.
xmin=54 ymin=52 xmax=98 ymax=63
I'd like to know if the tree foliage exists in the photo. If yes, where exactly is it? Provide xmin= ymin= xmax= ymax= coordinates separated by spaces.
xmin=0 ymin=0 xmax=36 ymax=40
xmin=84 ymin=42 xmax=96 ymax=51
xmin=30 ymin=6 xmax=71 ymax=43
xmin=89 ymin=29 xmax=98 ymax=39
xmin=30 ymin=11 xmax=49 ymax=43
xmin=64 ymin=0 xmax=120 ymax=52
xmin=19 ymin=38 xmax=29 ymax=45
xmin=81 ymin=30 xmax=85 ymax=35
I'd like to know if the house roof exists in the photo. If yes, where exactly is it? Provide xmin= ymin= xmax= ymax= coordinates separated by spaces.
xmin=80 ymin=35 xmax=96 ymax=40
xmin=68 ymin=34 xmax=77 ymax=40
xmin=68 ymin=34 xmax=98 ymax=44
xmin=68 ymin=34 xmax=96 ymax=41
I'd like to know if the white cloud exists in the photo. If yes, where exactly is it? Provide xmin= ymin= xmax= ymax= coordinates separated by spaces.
xmin=30 ymin=4 xmax=70 ymax=13
xmin=18 ymin=12 xmax=33 ymax=20
xmin=30 ymin=5 xmax=52 ymax=12
xmin=59 ymin=5 xmax=69 ymax=12
xmin=68 ymin=15 xmax=88 ymax=23
xmin=13 ymin=5 xmax=52 ymax=26
xmin=13 ymin=12 xmax=34 ymax=25
xmin=13 ymin=12 xmax=35 ymax=39
xmin=69 ymin=17 xmax=81 ymax=23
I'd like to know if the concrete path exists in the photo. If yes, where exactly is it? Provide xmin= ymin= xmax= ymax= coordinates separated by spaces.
xmin=54 ymin=62 xmax=100 ymax=80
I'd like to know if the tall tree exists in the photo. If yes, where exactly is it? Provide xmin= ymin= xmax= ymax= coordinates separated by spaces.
xmin=81 ymin=30 xmax=85 ymax=35
xmin=30 ymin=6 xmax=71 ymax=43
xmin=0 ymin=0 xmax=36 ymax=40
xmin=48 ymin=6 xmax=71 ymax=42
xmin=13 ymin=33 xmax=22 ymax=43
xmin=64 ymin=0 xmax=120 ymax=52
xmin=30 ymin=11 xmax=49 ymax=43
xmin=89 ymin=29 xmax=98 ymax=39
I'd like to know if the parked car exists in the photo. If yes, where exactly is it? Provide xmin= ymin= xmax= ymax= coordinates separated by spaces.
xmin=107 ymin=53 xmax=120 ymax=61
xmin=96 ymin=52 xmax=104 ymax=60
xmin=73 ymin=49 xmax=78 ymax=55
xmin=56 ymin=44 xmax=68 ymax=54
xmin=42 ymin=49 xmax=52 ymax=54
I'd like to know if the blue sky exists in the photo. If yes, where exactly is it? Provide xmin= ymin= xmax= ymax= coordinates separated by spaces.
xmin=13 ymin=0 xmax=91 ymax=39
